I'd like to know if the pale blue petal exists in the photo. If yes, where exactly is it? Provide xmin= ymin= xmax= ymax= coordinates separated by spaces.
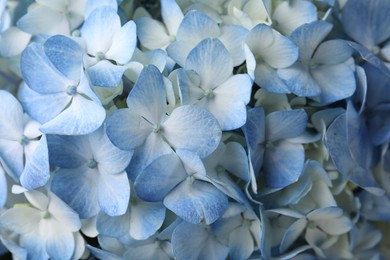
xmin=81 ymin=7 xmax=120 ymax=54
xmin=51 ymin=167 xmax=100 ymax=218
xmin=98 ymin=171 xmax=130 ymax=216
xmin=311 ymin=63 xmax=356 ymax=104
xmin=19 ymin=84 xmax=71 ymax=124
xmin=272 ymin=0 xmax=317 ymax=35
xmin=262 ymin=30 xmax=299 ymax=69
xmin=219 ymin=142 xmax=249 ymax=182
xmin=342 ymin=0 xmax=390 ymax=48
xmin=135 ymin=17 xmax=170 ymax=50
xmin=20 ymin=135 xmax=50 ymax=190
xmin=229 ymin=226 xmax=254 ymax=260
xmin=135 ymin=153 xmax=187 ymax=202
xmin=20 ymin=232 xmax=49 ymax=259
xmin=90 ymin=128 xmax=133 ymax=174
xmin=290 ymin=21 xmax=333 ymax=64
xmin=172 ymin=221 xmax=229 ymax=260
xmin=40 ymin=95 xmax=105 ymax=135
xmin=242 ymin=107 xmax=265 ymax=176
xmin=126 ymin=65 xmax=167 ymax=124
xmin=47 ymin=134 xmax=90 ymax=168
xmin=278 ymin=63 xmax=322 ymax=97
xmin=87 ymin=60 xmax=127 ymax=88
xmin=124 ymin=242 xmax=172 ymax=260
xmin=105 ymin=109 xmax=153 ymax=151
xmin=315 ymin=216 xmax=352 ymax=235
xmin=0 ymin=27 xmax=31 ymax=57
xmin=21 ymin=43 xmax=71 ymax=94
xmin=325 ymin=114 xmax=383 ymax=195
xmin=166 ymin=40 xmax=193 ymax=67
xmin=0 ymin=140 xmax=23 ymax=180
xmin=163 ymin=179 xmax=228 ymax=224
xmin=128 ymin=199 xmax=166 ymax=240
xmin=346 ymin=102 xmax=374 ymax=169
xmin=0 ymin=90 xmax=23 ymax=140
xmin=84 ymin=0 xmax=118 ymax=18
xmin=45 ymin=220 xmax=75 ymax=260
xmin=48 ymin=192 xmax=81 ymax=232
xmin=266 ymin=109 xmax=308 ymax=142
xmin=161 ymin=0 xmax=183 ymax=36
xmin=254 ymin=63 xmax=290 ymax=93
xmin=105 ymin=20 xmax=137 ymax=64
xmin=280 ymin=218 xmax=308 ymax=253
xmin=202 ymin=74 xmax=252 ymax=130
xmin=176 ymin=10 xmax=219 ymax=43
xmin=176 ymin=149 xmax=206 ymax=176
xmin=177 ymin=69 xmax=205 ymax=105
xmin=96 ymin=210 xmax=130 ymax=239
xmin=219 ymin=24 xmax=249 ymax=66
xmin=0 ymin=207 xmax=41 ymax=234
xmin=312 ymin=40 xmax=353 ymax=65
xmin=162 ymin=105 xmax=222 ymax=158
xmin=43 ymin=35 xmax=84 ymax=81
xmin=264 ymin=141 xmax=304 ymax=189
xmin=306 ymin=206 xmax=343 ymax=220
xmin=185 ymin=38 xmax=233 ymax=90
xmin=17 ymin=6 xmax=69 ymax=35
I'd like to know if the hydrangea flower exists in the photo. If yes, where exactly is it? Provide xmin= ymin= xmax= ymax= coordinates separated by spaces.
xmin=20 ymin=35 xmax=106 ymax=135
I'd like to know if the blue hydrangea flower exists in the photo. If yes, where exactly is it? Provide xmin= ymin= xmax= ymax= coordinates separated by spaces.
xmin=106 ymin=65 xmax=222 ymax=177
xmin=20 ymin=35 xmax=106 ymax=135
xmin=278 ymin=21 xmax=356 ymax=104
xmin=0 ymin=90 xmax=49 ymax=189
xmin=48 ymin=127 xmax=132 ymax=218
xmin=177 ymin=38 xmax=252 ymax=130
xmin=243 ymin=107 xmax=308 ymax=189
xmin=0 ymin=188 xmax=83 ymax=260
xmin=81 ymin=6 xmax=137 ymax=87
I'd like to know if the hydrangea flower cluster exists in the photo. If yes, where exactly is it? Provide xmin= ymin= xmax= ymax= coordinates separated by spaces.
xmin=1 ymin=0 xmax=390 ymax=259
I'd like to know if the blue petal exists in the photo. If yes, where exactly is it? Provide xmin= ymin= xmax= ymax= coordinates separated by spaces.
xmin=325 ymin=113 xmax=383 ymax=195
xmin=126 ymin=65 xmax=167 ymax=124
xmin=280 ymin=218 xmax=307 ymax=253
xmin=21 ymin=43 xmax=71 ymax=94
xmin=135 ymin=17 xmax=170 ymax=50
xmin=45 ymin=221 xmax=75 ymax=260
xmin=96 ymin=210 xmax=129 ymax=238
xmin=47 ymin=192 xmax=82 ymax=231
xmin=89 ymin=127 xmax=133 ymax=173
xmin=51 ymin=167 xmax=100 ymax=218
xmin=87 ymin=60 xmax=127 ymax=88
xmin=201 ymin=74 xmax=252 ymax=130
xmin=290 ymin=21 xmax=333 ymax=64
xmin=20 ymin=135 xmax=50 ymax=190
xmin=81 ymin=6 xmax=120 ymax=55
xmin=311 ymin=63 xmax=356 ymax=104
xmin=312 ymin=40 xmax=353 ymax=65
xmin=105 ymin=109 xmax=153 ymax=151
xmin=254 ymin=63 xmax=290 ymax=93
xmin=265 ymin=109 xmax=308 ymax=142
xmin=162 ymin=105 xmax=222 ymax=158
xmin=185 ymin=38 xmax=233 ymax=90
xmin=19 ymin=84 xmax=71 ymax=125
xmin=0 ymin=140 xmax=23 ymax=180
xmin=229 ymin=226 xmax=254 ymax=260
xmin=127 ymin=199 xmax=166 ymax=240
xmin=263 ymin=141 xmax=304 ymax=189
xmin=47 ymin=134 xmax=91 ymax=168
xmin=87 ymin=245 xmax=122 ymax=260
xmin=161 ymin=0 xmax=184 ymax=36
xmin=98 ymin=171 xmax=130 ymax=216
xmin=219 ymin=24 xmax=249 ymax=66
xmin=0 ymin=90 xmax=23 ymax=140
xmin=359 ymin=191 xmax=390 ymax=221
xmin=43 ymin=35 xmax=84 ymax=81
xmin=342 ymin=0 xmax=390 ymax=48
xmin=39 ymin=95 xmax=106 ymax=135
xmin=105 ymin=20 xmax=137 ymax=64
xmin=84 ymin=0 xmax=118 ymax=18
xmin=135 ymin=153 xmax=187 ymax=202
xmin=242 ymin=107 xmax=265 ymax=176
xmin=163 ymin=179 xmax=228 ymax=224
xmin=272 ymin=0 xmax=317 ymax=35
xmin=171 ymin=221 xmax=229 ymax=260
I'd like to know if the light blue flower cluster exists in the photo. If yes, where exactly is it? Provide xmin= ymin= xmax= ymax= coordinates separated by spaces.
xmin=0 ymin=0 xmax=390 ymax=259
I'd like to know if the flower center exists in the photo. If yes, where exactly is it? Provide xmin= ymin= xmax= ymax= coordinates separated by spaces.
xmin=95 ymin=51 xmax=105 ymax=61
xmin=86 ymin=159 xmax=97 ymax=168
xmin=204 ymin=89 xmax=214 ymax=99
xmin=19 ymin=135 xmax=29 ymax=146
xmin=66 ymin=85 xmax=77 ymax=96
xmin=153 ymin=124 xmax=161 ymax=133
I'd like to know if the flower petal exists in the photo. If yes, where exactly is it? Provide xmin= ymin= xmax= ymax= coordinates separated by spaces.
xmin=87 ymin=60 xmax=127 ymax=88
